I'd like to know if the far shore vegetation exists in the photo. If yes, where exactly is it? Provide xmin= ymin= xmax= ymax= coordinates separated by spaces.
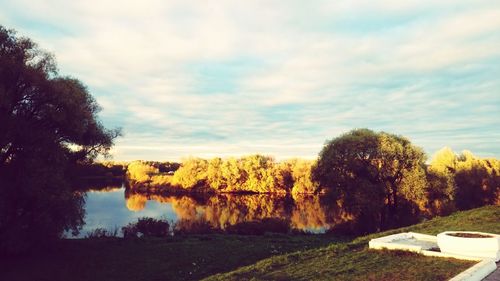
xmin=119 ymin=135 xmax=499 ymax=221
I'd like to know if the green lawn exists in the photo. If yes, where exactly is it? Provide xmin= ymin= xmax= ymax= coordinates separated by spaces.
xmin=1 ymin=206 xmax=498 ymax=281
xmin=205 ymin=248 xmax=475 ymax=281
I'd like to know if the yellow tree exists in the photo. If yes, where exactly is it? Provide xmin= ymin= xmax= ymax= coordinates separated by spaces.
xmin=454 ymin=151 xmax=500 ymax=210
xmin=206 ymin=157 xmax=225 ymax=191
xmin=172 ymin=157 xmax=208 ymax=189
xmin=274 ymin=160 xmax=295 ymax=192
xmin=240 ymin=155 xmax=277 ymax=193
xmin=291 ymin=159 xmax=319 ymax=195
xmin=221 ymin=157 xmax=244 ymax=191
xmin=426 ymin=147 xmax=458 ymax=215
xmin=127 ymin=161 xmax=159 ymax=182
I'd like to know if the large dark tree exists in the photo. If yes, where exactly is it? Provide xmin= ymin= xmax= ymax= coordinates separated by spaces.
xmin=313 ymin=129 xmax=426 ymax=233
xmin=0 ymin=26 xmax=120 ymax=253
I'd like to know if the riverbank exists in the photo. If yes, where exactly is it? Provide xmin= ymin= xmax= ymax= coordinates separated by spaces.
xmin=206 ymin=205 xmax=499 ymax=281
xmin=1 ymin=205 xmax=498 ymax=281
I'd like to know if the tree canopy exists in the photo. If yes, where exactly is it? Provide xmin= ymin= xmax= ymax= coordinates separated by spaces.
xmin=127 ymin=155 xmax=321 ymax=195
xmin=313 ymin=129 xmax=426 ymax=232
xmin=428 ymin=148 xmax=499 ymax=212
xmin=0 ymin=26 xmax=120 ymax=253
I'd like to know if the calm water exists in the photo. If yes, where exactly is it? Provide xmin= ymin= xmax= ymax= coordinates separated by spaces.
xmin=75 ymin=185 xmax=348 ymax=237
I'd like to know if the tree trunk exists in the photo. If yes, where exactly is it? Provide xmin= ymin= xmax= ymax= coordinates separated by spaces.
xmin=387 ymin=182 xmax=399 ymax=227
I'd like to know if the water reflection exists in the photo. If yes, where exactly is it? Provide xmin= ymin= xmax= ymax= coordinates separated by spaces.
xmin=124 ymin=190 xmax=352 ymax=233
xmin=78 ymin=186 xmax=176 ymax=237
xmin=78 ymin=186 xmax=353 ymax=237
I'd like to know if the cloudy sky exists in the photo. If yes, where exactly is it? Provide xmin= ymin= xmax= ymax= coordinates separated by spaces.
xmin=1 ymin=0 xmax=499 ymax=161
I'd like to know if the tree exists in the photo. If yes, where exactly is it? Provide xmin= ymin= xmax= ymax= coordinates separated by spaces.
xmin=239 ymin=155 xmax=277 ymax=193
xmin=206 ymin=157 xmax=225 ymax=191
xmin=427 ymin=148 xmax=499 ymax=212
xmin=290 ymin=159 xmax=319 ymax=195
xmin=127 ymin=161 xmax=159 ymax=183
xmin=220 ymin=157 xmax=245 ymax=191
xmin=425 ymin=147 xmax=457 ymax=216
xmin=0 ymin=26 xmax=120 ymax=253
xmin=313 ymin=129 xmax=426 ymax=231
xmin=274 ymin=160 xmax=294 ymax=192
xmin=428 ymin=147 xmax=457 ymax=174
xmin=453 ymin=151 xmax=500 ymax=210
xmin=172 ymin=157 xmax=208 ymax=189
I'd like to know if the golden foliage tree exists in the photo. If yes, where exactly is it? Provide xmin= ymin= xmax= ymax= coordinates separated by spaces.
xmin=454 ymin=151 xmax=500 ymax=209
xmin=427 ymin=148 xmax=499 ymax=212
xmin=291 ymin=159 xmax=319 ymax=195
xmin=127 ymin=161 xmax=159 ymax=183
xmin=239 ymin=155 xmax=278 ymax=193
xmin=172 ymin=157 xmax=208 ymax=189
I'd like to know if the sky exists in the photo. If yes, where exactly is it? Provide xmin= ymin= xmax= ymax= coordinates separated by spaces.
xmin=1 ymin=0 xmax=499 ymax=161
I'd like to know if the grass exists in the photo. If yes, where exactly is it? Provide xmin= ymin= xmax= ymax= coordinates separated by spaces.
xmin=0 ymin=234 xmax=342 ymax=281
xmin=204 ymin=205 xmax=499 ymax=281
xmin=354 ymin=204 xmax=500 ymax=244
xmin=204 ymin=248 xmax=475 ymax=281
xmin=203 ymin=244 xmax=474 ymax=281
xmin=1 ymin=205 xmax=498 ymax=281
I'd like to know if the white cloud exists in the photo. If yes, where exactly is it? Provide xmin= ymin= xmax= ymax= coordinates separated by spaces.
xmin=1 ymin=0 xmax=499 ymax=160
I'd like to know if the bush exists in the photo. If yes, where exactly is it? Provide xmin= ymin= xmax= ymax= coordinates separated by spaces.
xmin=173 ymin=219 xmax=219 ymax=235
xmin=122 ymin=217 xmax=170 ymax=238
xmin=225 ymin=218 xmax=291 ymax=235
xmin=85 ymin=227 xmax=119 ymax=238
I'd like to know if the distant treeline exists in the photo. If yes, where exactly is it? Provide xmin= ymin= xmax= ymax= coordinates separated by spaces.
xmin=126 ymin=156 xmax=317 ymax=195
xmin=72 ymin=161 xmax=127 ymax=179
xmin=83 ymin=129 xmax=499 ymax=234
xmin=70 ymin=161 xmax=127 ymax=190
xmin=125 ymin=152 xmax=498 ymax=213
xmin=72 ymin=161 xmax=180 ymax=181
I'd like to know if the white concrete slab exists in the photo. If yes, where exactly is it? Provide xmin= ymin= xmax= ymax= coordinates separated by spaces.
xmin=369 ymin=232 xmax=438 ymax=252
xmin=369 ymin=232 xmax=499 ymax=281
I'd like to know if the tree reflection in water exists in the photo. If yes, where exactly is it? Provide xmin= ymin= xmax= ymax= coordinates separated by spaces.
xmin=124 ymin=190 xmax=353 ymax=233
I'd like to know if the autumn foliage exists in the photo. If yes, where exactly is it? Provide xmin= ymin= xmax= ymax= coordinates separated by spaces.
xmin=124 ymin=129 xmax=499 ymax=234
xmin=426 ymin=147 xmax=500 ymax=215
xmin=127 ymin=156 xmax=320 ymax=194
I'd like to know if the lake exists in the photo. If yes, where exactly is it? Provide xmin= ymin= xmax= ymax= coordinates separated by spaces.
xmin=74 ymin=184 xmax=350 ymax=237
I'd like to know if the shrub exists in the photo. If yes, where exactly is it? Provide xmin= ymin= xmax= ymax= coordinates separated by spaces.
xmin=173 ymin=219 xmax=219 ymax=235
xmin=122 ymin=217 xmax=170 ymax=238
xmin=225 ymin=218 xmax=291 ymax=235
xmin=85 ymin=227 xmax=119 ymax=238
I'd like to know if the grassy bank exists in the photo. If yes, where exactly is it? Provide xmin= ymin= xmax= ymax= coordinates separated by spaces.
xmin=1 ymin=206 xmax=498 ymax=281
xmin=205 ymin=205 xmax=499 ymax=281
